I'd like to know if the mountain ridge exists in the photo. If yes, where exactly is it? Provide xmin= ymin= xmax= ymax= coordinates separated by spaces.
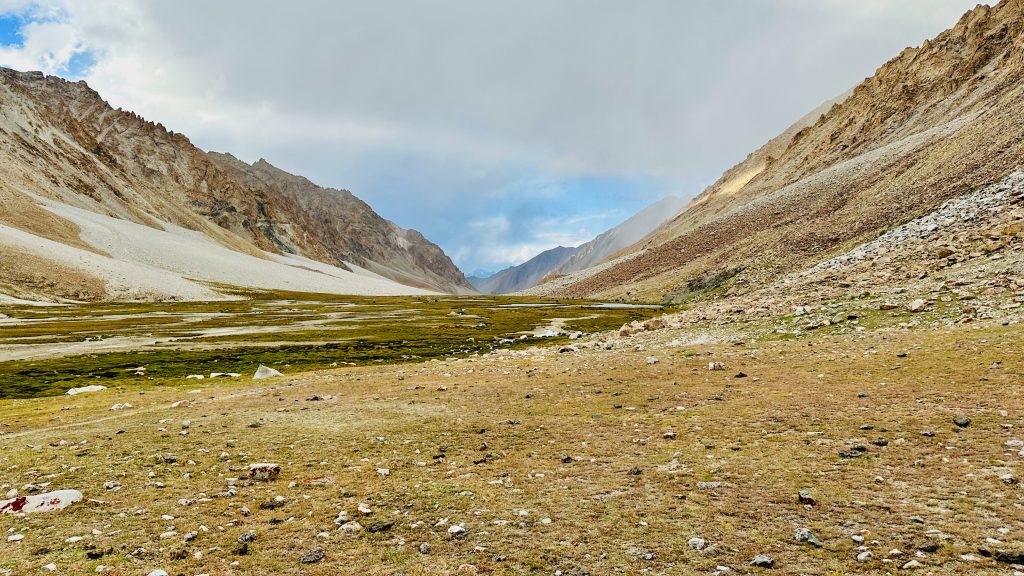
xmin=0 ymin=67 xmax=472 ymax=300
xmin=531 ymin=0 xmax=1024 ymax=301
xmin=473 ymin=195 xmax=685 ymax=294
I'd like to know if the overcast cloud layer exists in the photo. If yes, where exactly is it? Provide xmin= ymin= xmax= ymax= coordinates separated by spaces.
xmin=0 ymin=0 xmax=983 ymax=273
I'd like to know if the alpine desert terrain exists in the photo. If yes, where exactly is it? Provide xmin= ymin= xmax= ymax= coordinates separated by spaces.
xmin=1 ymin=1 xmax=1024 ymax=576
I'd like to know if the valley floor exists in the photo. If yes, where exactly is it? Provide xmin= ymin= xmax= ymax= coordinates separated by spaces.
xmin=1 ymin=310 xmax=1022 ymax=575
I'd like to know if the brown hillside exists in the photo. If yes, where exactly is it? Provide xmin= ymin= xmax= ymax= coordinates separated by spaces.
xmin=549 ymin=0 xmax=1024 ymax=301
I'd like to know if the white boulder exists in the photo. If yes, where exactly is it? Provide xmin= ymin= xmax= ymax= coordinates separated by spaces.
xmin=0 ymin=489 xmax=83 ymax=514
xmin=66 ymin=385 xmax=107 ymax=396
xmin=253 ymin=365 xmax=283 ymax=380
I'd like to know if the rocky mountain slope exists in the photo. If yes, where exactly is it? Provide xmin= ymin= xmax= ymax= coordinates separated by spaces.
xmin=207 ymin=154 xmax=474 ymax=294
xmin=0 ymin=67 xmax=472 ymax=301
xmin=531 ymin=0 xmax=1024 ymax=302
xmin=547 ymin=195 xmax=687 ymax=278
xmin=473 ymin=196 xmax=684 ymax=294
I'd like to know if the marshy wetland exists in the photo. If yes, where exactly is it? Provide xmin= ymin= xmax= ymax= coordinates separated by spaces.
xmin=0 ymin=293 xmax=664 ymax=398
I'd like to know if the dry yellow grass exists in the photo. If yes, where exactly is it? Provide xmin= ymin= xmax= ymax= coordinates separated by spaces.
xmin=1 ymin=317 xmax=1021 ymax=575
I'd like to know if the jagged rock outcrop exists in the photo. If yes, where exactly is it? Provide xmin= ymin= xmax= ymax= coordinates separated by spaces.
xmin=537 ymin=0 xmax=1024 ymax=301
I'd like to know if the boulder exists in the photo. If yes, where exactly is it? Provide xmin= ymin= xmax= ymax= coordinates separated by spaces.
xmin=66 ymin=385 xmax=107 ymax=396
xmin=254 ymin=365 xmax=284 ymax=380
xmin=0 ymin=489 xmax=83 ymax=514
xmin=248 ymin=463 xmax=281 ymax=481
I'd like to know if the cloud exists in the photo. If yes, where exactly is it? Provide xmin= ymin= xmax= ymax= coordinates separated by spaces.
xmin=0 ymin=0 xmax=986 ymax=272
xmin=0 ymin=7 xmax=90 ymax=76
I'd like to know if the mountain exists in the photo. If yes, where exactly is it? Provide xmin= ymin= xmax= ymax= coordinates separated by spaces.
xmin=0 ymin=67 xmax=472 ymax=302
xmin=472 ymin=245 xmax=577 ymax=295
xmin=546 ymin=195 xmax=687 ymax=278
xmin=207 ymin=154 xmax=475 ymax=294
xmin=529 ymin=0 xmax=1024 ymax=301
xmin=470 ymin=196 xmax=685 ymax=294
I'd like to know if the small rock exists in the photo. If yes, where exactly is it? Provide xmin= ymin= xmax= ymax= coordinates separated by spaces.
xmin=953 ymin=416 xmax=971 ymax=428
xmin=448 ymin=524 xmax=467 ymax=539
xmin=750 ymin=554 xmax=774 ymax=568
xmin=994 ymin=549 xmax=1024 ymax=564
xmin=794 ymin=527 xmax=822 ymax=547
xmin=338 ymin=521 xmax=363 ymax=534
xmin=366 ymin=521 xmax=393 ymax=533
xmin=901 ymin=559 xmax=923 ymax=569
xmin=688 ymin=537 xmax=707 ymax=550
xmin=917 ymin=537 xmax=937 ymax=553
xmin=299 ymin=548 xmax=325 ymax=564
xmin=907 ymin=299 xmax=928 ymax=313
xmin=419 ymin=542 xmax=431 ymax=554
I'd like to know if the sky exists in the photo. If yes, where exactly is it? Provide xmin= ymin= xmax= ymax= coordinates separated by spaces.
xmin=0 ymin=0 xmax=984 ymax=275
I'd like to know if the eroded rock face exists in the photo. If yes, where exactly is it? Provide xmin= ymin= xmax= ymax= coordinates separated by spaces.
xmin=208 ymin=153 xmax=474 ymax=294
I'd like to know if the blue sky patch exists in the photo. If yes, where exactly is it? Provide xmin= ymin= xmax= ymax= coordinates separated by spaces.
xmin=65 ymin=49 xmax=97 ymax=78
xmin=0 ymin=14 xmax=25 ymax=47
